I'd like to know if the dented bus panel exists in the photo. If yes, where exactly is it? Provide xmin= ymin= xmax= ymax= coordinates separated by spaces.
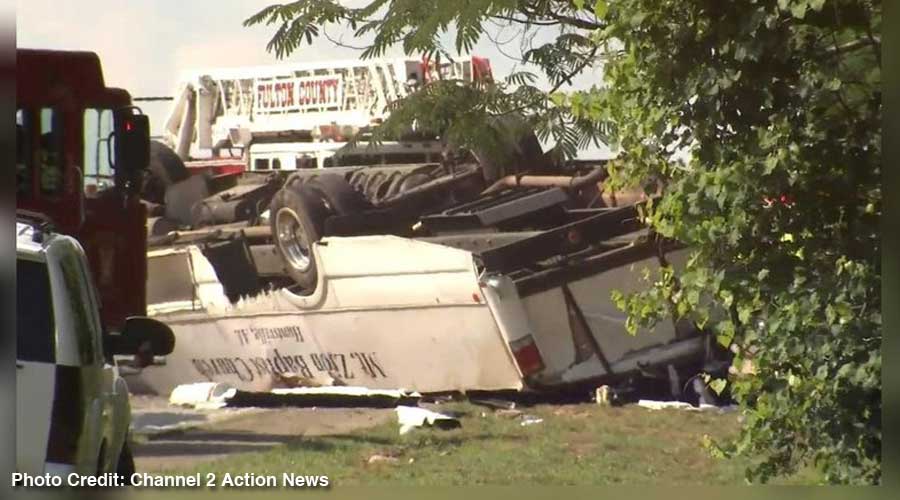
xmin=482 ymin=243 xmax=706 ymax=388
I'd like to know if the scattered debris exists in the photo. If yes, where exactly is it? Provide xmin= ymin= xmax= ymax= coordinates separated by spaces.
xmin=169 ymin=382 xmax=234 ymax=409
xmin=244 ymin=387 xmax=422 ymax=408
xmin=636 ymin=400 xmax=739 ymax=413
xmin=396 ymin=406 xmax=461 ymax=435
xmin=594 ymin=385 xmax=612 ymax=406
xmin=469 ymin=398 xmax=517 ymax=410
xmin=168 ymin=383 xmax=421 ymax=409
xmin=422 ymin=394 xmax=458 ymax=405
xmin=519 ymin=415 xmax=544 ymax=426
xmin=273 ymin=372 xmax=345 ymax=388
xmin=550 ymin=406 xmax=591 ymax=418
xmin=367 ymin=454 xmax=399 ymax=465
xmin=495 ymin=409 xmax=523 ymax=419
xmin=637 ymin=400 xmax=694 ymax=411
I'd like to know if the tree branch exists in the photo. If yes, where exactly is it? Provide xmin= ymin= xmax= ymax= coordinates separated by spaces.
xmin=495 ymin=45 xmax=599 ymax=117
xmin=546 ymin=12 xmax=603 ymax=30
xmin=824 ymin=37 xmax=881 ymax=55
xmin=517 ymin=3 xmax=603 ymax=30
xmin=485 ymin=22 xmax=528 ymax=64
xmin=322 ymin=26 xmax=369 ymax=50
xmin=490 ymin=14 xmax=559 ymax=26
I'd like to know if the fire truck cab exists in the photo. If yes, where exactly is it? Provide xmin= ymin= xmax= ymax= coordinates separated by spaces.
xmin=17 ymin=49 xmax=151 ymax=332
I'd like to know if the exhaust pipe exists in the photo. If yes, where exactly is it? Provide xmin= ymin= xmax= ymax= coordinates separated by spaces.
xmin=481 ymin=168 xmax=650 ymax=207
xmin=481 ymin=168 xmax=608 ymax=195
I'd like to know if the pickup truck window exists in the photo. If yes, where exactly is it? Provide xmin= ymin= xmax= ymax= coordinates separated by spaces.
xmin=39 ymin=108 xmax=65 ymax=197
xmin=58 ymin=253 xmax=100 ymax=365
xmin=83 ymin=108 xmax=115 ymax=196
xmin=16 ymin=259 xmax=56 ymax=363
xmin=16 ymin=109 xmax=33 ymax=199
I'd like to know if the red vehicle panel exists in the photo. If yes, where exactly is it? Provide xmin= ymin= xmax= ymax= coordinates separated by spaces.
xmin=17 ymin=49 xmax=149 ymax=331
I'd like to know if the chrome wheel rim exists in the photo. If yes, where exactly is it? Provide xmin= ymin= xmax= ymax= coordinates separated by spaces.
xmin=275 ymin=207 xmax=311 ymax=271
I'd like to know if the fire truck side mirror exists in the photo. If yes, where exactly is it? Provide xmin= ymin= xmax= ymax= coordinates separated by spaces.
xmin=112 ymin=107 xmax=150 ymax=193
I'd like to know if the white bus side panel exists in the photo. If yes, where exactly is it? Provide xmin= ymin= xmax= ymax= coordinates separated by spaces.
xmin=131 ymin=236 xmax=523 ymax=395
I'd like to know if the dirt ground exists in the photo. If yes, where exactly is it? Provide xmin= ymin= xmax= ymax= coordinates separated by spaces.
xmin=130 ymin=395 xmax=394 ymax=472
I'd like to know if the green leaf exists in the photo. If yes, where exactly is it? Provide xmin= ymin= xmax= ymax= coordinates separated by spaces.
xmin=549 ymin=92 xmax=567 ymax=106
xmin=629 ymin=12 xmax=647 ymax=26
xmin=594 ymin=0 xmax=608 ymax=18
xmin=709 ymin=378 xmax=728 ymax=395
xmin=716 ymin=320 xmax=735 ymax=347
xmin=790 ymin=2 xmax=808 ymax=19
xmin=834 ymin=302 xmax=853 ymax=324
xmin=737 ymin=305 xmax=753 ymax=325
xmin=573 ymin=0 xmax=585 ymax=10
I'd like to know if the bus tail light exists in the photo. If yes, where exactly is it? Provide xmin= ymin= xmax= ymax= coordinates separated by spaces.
xmin=508 ymin=334 xmax=545 ymax=377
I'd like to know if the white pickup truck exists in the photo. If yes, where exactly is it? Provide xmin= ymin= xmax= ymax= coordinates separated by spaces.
xmin=15 ymin=215 xmax=174 ymax=480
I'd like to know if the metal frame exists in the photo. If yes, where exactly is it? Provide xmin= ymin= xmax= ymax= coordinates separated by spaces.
xmin=420 ymin=187 xmax=570 ymax=232
xmin=513 ymin=235 xmax=682 ymax=298
xmin=477 ymin=203 xmax=646 ymax=274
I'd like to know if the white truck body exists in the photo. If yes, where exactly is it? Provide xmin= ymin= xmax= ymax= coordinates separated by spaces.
xmin=247 ymin=140 xmax=444 ymax=172
xmin=16 ymin=221 xmax=132 ymax=476
xmin=164 ymin=56 xmax=490 ymax=160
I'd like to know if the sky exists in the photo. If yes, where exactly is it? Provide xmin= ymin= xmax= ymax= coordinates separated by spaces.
xmin=16 ymin=0 xmax=611 ymax=157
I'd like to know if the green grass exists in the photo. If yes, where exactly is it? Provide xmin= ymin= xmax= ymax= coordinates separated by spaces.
xmin=151 ymin=402 xmax=790 ymax=485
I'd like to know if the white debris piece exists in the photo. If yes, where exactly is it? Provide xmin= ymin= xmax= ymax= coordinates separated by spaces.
xmin=367 ymin=454 xmax=399 ymax=464
xmin=169 ymin=382 xmax=237 ymax=409
xmin=595 ymin=385 xmax=612 ymax=406
xmin=637 ymin=400 xmax=740 ymax=413
xmin=395 ymin=406 xmax=461 ymax=435
xmin=519 ymin=415 xmax=544 ymax=426
xmin=637 ymin=400 xmax=695 ymax=411
xmin=700 ymin=403 xmax=740 ymax=413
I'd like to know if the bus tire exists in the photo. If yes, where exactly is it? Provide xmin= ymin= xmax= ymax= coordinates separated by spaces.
xmin=305 ymin=173 xmax=373 ymax=214
xmin=270 ymin=183 xmax=329 ymax=292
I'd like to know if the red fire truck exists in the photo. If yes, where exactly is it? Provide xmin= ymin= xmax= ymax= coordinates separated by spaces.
xmin=17 ymin=49 xmax=151 ymax=332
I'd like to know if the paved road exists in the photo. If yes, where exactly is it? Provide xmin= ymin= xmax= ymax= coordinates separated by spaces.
xmin=130 ymin=395 xmax=394 ymax=472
